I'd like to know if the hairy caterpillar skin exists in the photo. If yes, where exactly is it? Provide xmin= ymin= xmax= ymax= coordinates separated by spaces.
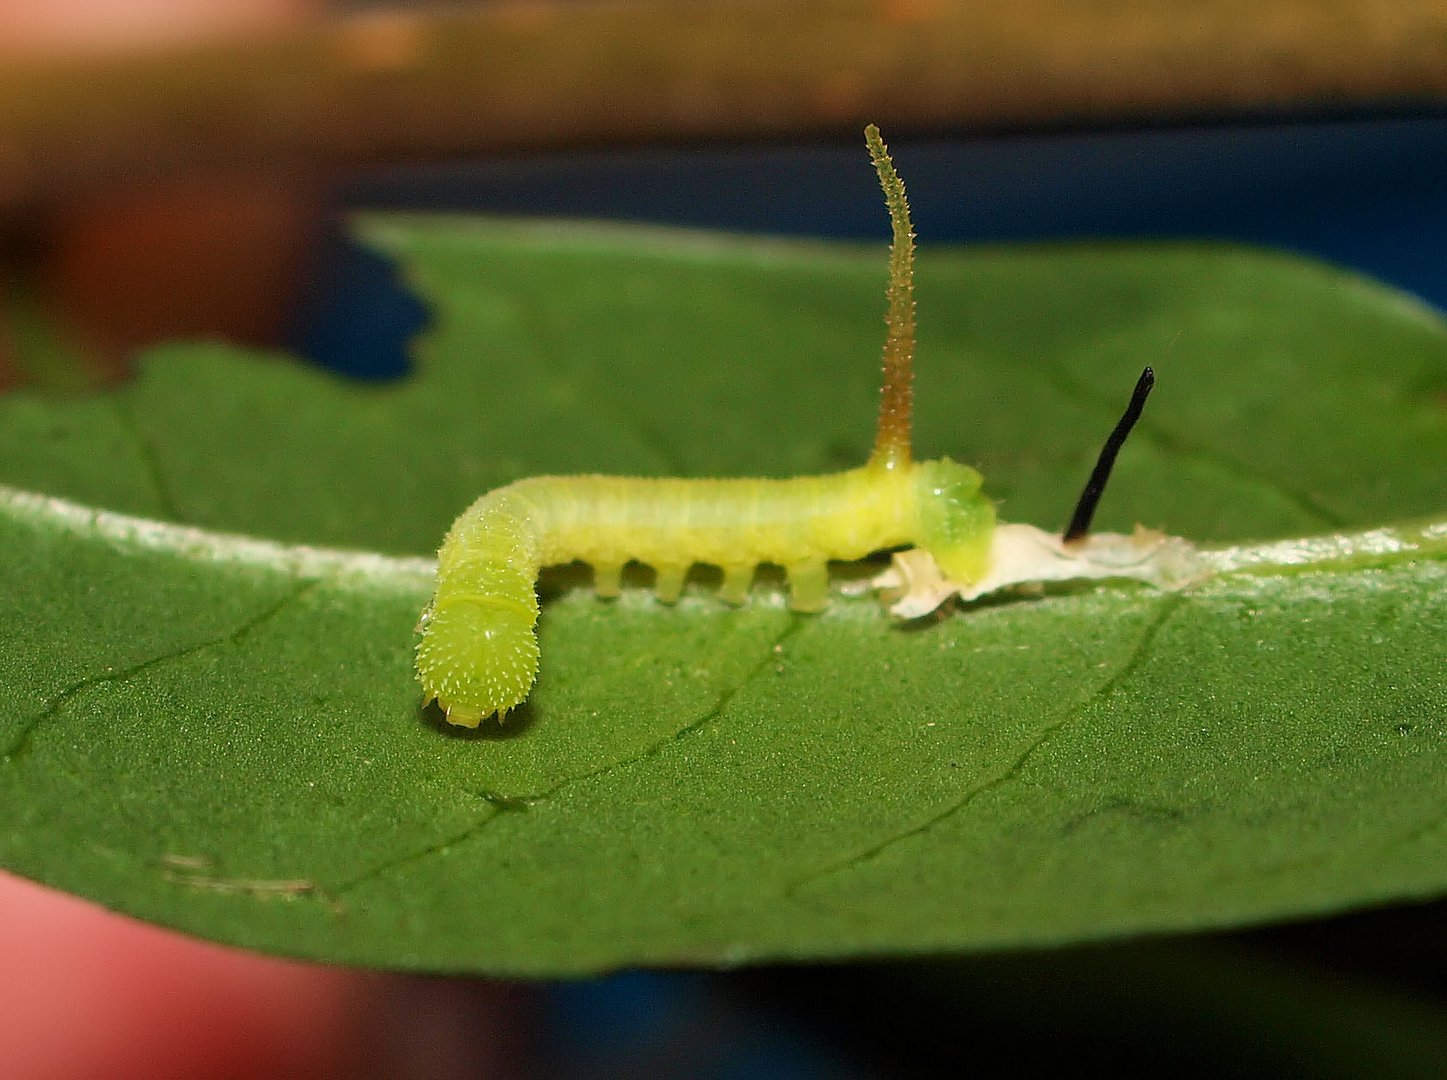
xmin=417 ymin=126 xmax=1196 ymax=727
xmin=418 ymin=464 xmax=995 ymax=725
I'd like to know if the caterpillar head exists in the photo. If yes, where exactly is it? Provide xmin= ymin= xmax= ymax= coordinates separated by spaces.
xmin=416 ymin=591 xmax=540 ymax=727
xmin=912 ymin=457 xmax=996 ymax=587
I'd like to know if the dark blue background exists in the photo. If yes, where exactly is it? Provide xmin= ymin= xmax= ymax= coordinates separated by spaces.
xmin=297 ymin=116 xmax=1447 ymax=380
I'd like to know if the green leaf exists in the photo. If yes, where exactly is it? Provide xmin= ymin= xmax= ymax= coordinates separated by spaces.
xmin=0 ymin=274 xmax=104 ymax=393
xmin=0 ymin=218 xmax=1442 ymax=976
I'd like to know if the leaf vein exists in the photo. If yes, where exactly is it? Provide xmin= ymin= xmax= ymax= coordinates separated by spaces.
xmin=329 ymin=616 xmax=807 ymax=894
xmin=784 ymin=595 xmax=1184 ymax=901
xmin=2 ymin=580 xmax=321 ymax=762
xmin=112 ymin=399 xmax=184 ymax=524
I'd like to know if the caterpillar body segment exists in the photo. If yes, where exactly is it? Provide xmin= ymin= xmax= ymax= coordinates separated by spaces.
xmin=417 ymin=462 xmax=996 ymax=726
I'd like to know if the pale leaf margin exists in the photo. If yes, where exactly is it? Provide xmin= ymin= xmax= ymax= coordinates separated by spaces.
xmin=4 ymin=483 xmax=1443 ymax=601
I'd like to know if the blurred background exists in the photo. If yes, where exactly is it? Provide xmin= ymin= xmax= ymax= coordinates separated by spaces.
xmin=1 ymin=1 xmax=1444 ymax=1077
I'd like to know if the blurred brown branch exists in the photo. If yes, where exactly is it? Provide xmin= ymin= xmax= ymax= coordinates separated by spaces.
xmin=2 ymin=0 xmax=1447 ymax=215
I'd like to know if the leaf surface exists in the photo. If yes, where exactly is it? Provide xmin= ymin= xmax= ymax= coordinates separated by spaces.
xmin=0 ymin=218 xmax=1442 ymax=975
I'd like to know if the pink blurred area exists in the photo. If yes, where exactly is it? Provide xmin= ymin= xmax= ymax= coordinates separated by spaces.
xmin=0 ymin=0 xmax=309 ymax=58
xmin=0 ymin=9 xmax=531 ymax=1076
xmin=0 ymin=871 xmax=368 ymax=1080
xmin=1 ymin=8 xmax=377 ymax=1073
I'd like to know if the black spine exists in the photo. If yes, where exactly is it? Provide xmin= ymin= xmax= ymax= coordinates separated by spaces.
xmin=1063 ymin=367 xmax=1155 ymax=543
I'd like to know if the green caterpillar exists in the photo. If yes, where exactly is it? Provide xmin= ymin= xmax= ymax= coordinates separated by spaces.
xmin=417 ymin=126 xmax=1196 ymax=727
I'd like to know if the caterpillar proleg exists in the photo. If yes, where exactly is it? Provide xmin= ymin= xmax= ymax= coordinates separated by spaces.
xmin=417 ymin=126 xmax=1198 ymax=727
